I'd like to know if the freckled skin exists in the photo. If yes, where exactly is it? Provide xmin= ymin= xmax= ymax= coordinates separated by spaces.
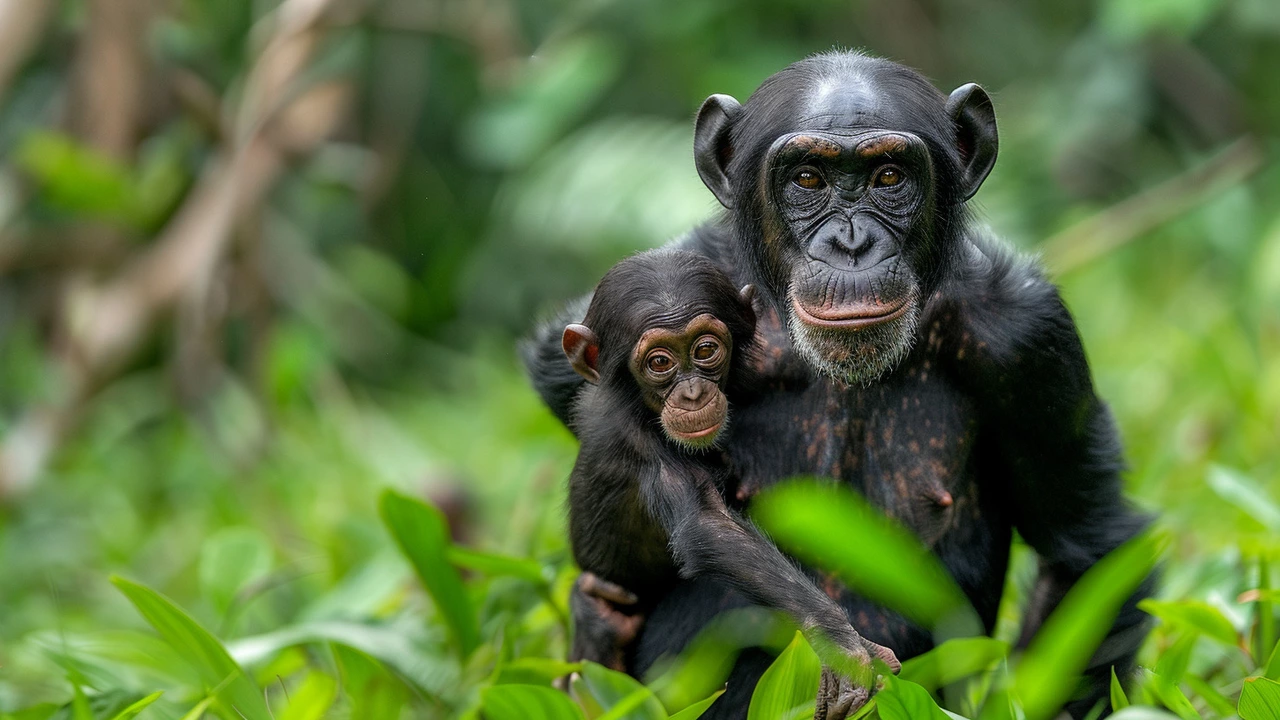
xmin=525 ymin=51 xmax=1153 ymax=720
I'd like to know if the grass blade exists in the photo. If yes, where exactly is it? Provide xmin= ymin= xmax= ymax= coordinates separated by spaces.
xmin=1110 ymin=667 xmax=1129 ymax=711
xmin=379 ymin=490 xmax=480 ymax=658
xmin=107 ymin=692 xmax=164 ymax=720
xmin=111 ymin=575 xmax=270 ymax=720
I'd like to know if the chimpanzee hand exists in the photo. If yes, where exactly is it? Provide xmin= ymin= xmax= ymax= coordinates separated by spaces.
xmin=568 ymin=572 xmax=645 ymax=672
xmin=814 ymin=634 xmax=900 ymax=720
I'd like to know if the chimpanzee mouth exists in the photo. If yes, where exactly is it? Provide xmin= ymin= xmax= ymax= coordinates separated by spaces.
xmin=662 ymin=393 xmax=728 ymax=448
xmin=790 ymin=295 xmax=911 ymax=330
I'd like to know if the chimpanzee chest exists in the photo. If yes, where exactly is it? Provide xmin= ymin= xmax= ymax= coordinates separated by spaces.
xmin=723 ymin=307 xmax=1010 ymax=628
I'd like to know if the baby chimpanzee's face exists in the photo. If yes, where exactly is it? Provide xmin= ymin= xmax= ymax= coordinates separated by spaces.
xmin=628 ymin=313 xmax=733 ymax=449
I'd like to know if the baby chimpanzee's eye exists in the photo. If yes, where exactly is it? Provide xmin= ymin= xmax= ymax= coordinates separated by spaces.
xmin=692 ymin=336 xmax=723 ymax=364
xmin=646 ymin=352 xmax=674 ymax=374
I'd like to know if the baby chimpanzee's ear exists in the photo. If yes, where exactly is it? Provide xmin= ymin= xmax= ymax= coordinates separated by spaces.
xmin=562 ymin=324 xmax=601 ymax=384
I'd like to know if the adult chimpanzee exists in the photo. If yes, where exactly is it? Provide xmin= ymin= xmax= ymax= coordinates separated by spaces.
xmin=524 ymin=51 xmax=1152 ymax=719
xmin=561 ymin=249 xmax=900 ymax=716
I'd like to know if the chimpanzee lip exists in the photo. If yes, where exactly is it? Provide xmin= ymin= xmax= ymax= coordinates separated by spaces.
xmin=670 ymin=422 xmax=722 ymax=441
xmin=791 ymin=295 xmax=910 ymax=329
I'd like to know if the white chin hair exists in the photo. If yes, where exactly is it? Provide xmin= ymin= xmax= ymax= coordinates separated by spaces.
xmin=787 ymin=302 xmax=919 ymax=385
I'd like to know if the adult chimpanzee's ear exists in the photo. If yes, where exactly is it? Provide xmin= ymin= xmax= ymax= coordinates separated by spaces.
xmin=562 ymin=323 xmax=601 ymax=384
xmin=738 ymin=284 xmax=757 ymax=308
xmin=695 ymin=94 xmax=743 ymax=209
xmin=945 ymin=83 xmax=999 ymax=201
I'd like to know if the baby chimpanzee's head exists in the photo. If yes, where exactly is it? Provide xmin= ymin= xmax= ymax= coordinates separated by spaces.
xmin=562 ymin=249 xmax=756 ymax=449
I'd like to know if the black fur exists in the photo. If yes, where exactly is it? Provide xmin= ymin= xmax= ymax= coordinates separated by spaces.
xmin=524 ymin=51 xmax=1153 ymax=719
xmin=563 ymin=249 xmax=896 ymax=700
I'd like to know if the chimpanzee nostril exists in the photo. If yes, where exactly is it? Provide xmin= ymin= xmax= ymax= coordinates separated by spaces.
xmin=822 ymin=216 xmax=870 ymax=259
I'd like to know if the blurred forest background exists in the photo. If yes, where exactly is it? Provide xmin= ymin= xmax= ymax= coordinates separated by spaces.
xmin=0 ymin=0 xmax=1278 ymax=715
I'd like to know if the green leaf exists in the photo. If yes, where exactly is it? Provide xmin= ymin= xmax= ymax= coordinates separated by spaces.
xmin=1266 ymin=638 xmax=1280 ymax=680
xmin=577 ymin=662 xmax=666 ymax=720
xmin=1206 ymin=465 xmax=1280 ymax=532
xmin=1183 ymin=675 xmax=1234 ymax=717
xmin=1239 ymin=676 xmax=1280 ymax=720
xmin=199 ymin=527 xmax=273 ymax=614
xmin=481 ymin=685 xmax=587 ymax=720
xmin=379 ymin=490 xmax=480 ymax=657
xmin=178 ymin=697 xmax=214 ymax=720
xmin=496 ymin=658 xmax=583 ymax=686
xmin=1145 ymin=670 xmax=1202 ymax=720
xmin=747 ymin=632 xmax=822 ymax=720
xmin=1153 ymin=634 xmax=1197 ymax=683
xmin=668 ymin=691 xmax=723 ymax=720
xmin=750 ymin=481 xmax=975 ymax=631
xmin=276 ymin=672 xmax=337 ymax=720
xmin=1111 ymin=667 xmax=1130 ymax=711
xmin=107 ymin=692 xmax=164 ymax=720
xmin=876 ymin=675 xmax=951 ymax=720
xmin=446 ymin=546 xmax=550 ymax=586
xmin=111 ymin=576 xmax=271 ymax=720
xmin=899 ymin=637 xmax=1009 ymax=691
xmin=1108 ymin=710 xmax=1183 ymax=720
xmin=1138 ymin=599 xmax=1238 ymax=646
xmin=1010 ymin=531 xmax=1163 ymax=720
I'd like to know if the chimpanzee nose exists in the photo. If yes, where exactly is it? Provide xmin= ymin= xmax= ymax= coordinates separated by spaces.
xmin=678 ymin=380 xmax=706 ymax=403
xmin=812 ymin=215 xmax=870 ymax=262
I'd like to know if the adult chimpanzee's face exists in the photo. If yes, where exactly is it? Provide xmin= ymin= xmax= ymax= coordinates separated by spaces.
xmin=693 ymin=55 xmax=997 ymax=383
xmin=764 ymin=129 xmax=933 ymax=382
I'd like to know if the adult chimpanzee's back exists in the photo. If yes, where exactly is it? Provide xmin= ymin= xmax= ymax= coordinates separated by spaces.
xmin=524 ymin=51 xmax=1153 ymax=720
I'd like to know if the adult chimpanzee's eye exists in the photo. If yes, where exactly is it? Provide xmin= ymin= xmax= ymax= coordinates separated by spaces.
xmin=646 ymin=352 xmax=674 ymax=374
xmin=693 ymin=338 xmax=722 ymax=362
xmin=873 ymin=166 xmax=904 ymax=187
xmin=793 ymin=167 xmax=825 ymax=190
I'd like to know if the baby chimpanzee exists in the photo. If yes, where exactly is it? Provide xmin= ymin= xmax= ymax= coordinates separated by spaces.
xmin=561 ymin=249 xmax=899 ymax=713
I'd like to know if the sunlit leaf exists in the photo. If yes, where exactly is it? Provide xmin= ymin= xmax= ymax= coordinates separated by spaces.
xmin=1111 ymin=667 xmax=1130 ymax=711
xmin=667 ymin=691 xmax=723 ymax=720
xmin=379 ymin=490 xmax=480 ymax=658
xmin=111 ymin=576 xmax=271 ymax=720
xmin=1009 ymin=531 xmax=1163 ymax=720
xmin=899 ymin=637 xmax=1009 ymax=691
xmin=1139 ymin=599 xmax=1237 ymax=646
xmin=107 ymin=691 xmax=164 ymax=720
xmin=1145 ymin=669 xmax=1202 ymax=720
xmin=481 ymin=685 xmax=587 ymax=720
xmin=1206 ymin=466 xmax=1280 ymax=532
xmin=1239 ymin=676 xmax=1280 ymax=720
xmin=876 ymin=675 xmax=950 ymax=720
xmin=747 ymin=632 xmax=821 ymax=720
xmin=496 ymin=658 xmax=583 ymax=686
xmin=577 ymin=662 xmax=666 ymax=720
xmin=751 ymin=480 xmax=974 ymax=631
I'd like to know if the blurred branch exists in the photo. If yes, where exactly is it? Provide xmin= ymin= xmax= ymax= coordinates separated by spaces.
xmin=0 ymin=0 xmax=367 ymax=499
xmin=69 ymin=0 xmax=156 ymax=160
xmin=0 ymin=0 xmax=56 ymax=103
xmin=1040 ymin=136 xmax=1267 ymax=274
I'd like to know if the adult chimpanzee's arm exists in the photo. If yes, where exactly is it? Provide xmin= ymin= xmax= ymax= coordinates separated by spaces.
xmin=521 ymin=294 xmax=592 ymax=428
xmin=961 ymin=248 xmax=1153 ymax=717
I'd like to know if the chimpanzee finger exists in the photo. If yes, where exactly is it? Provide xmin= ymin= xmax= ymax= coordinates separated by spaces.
xmin=579 ymin=572 xmax=640 ymax=606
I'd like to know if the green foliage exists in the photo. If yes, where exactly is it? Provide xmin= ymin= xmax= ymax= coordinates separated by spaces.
xmin=746 ymin=632 xmax=821 ymax=720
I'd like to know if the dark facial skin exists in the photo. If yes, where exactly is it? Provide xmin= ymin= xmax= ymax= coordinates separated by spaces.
xmin=629 ymin=314 xmax=733 ymax=448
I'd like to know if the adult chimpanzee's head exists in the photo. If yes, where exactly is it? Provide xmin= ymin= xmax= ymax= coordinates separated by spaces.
xmin=562 ymin=250 xmax=756 ymax=449
xmin=693 ymin=51 xmax=997 ymax=383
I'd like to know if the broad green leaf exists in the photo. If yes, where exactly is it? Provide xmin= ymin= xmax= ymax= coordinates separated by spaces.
xmin=1153 ymin=634 xmax=1196 ymax=683
xmin=899 ymin=637 xmax=1009 ymax=691
xmin=496 ymin=658 xmax=583 ymax=686
xmin=1138 ymin=599 xmax=1237 ymax=646
xmin=446 ymin=546 xmax=550 ymax=585
xmin=668 ymin=691 xmax=724 ymax=720
xmin=199 ymin=527 xmax=273 ymax=614
xmin=379 ymin=490 xmax=480 ymax=658
xmin=751 ymin=481 xmax=974 ymax=632
xmin=107 ymin=692 xmax=164 ymax=720
xmin=1008 ymin=532 xmax=1162 ymax=720
xmin=1111 ymin=667 xmax=1130 ymax=711
xmin=1267 ymin=638 xmax=1280 ymax=680
xmin=111 ymin=576 xmax=270 ymax=720
xmin=481 ymin=685 xmax=587 ymax=720
xmin=1183 ymin=675 xmax=1234 ymax=717
xmin=1206 ymin=466 xmax=1280 ymax=532
xmin=747 ymin=632 xmax=822 ymax=720
xmin=1239 ymin=676 xmax=1280 ymax=720
xmin=876 ymin=675 xmax=950 ymax=720
xmin=1145 ymin=670 xmax=1202 ymax=720
xmin=577 ymin=662 xmax=666 ymax=720
xmin=277 ymin=673 xmax=337 ymax=720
